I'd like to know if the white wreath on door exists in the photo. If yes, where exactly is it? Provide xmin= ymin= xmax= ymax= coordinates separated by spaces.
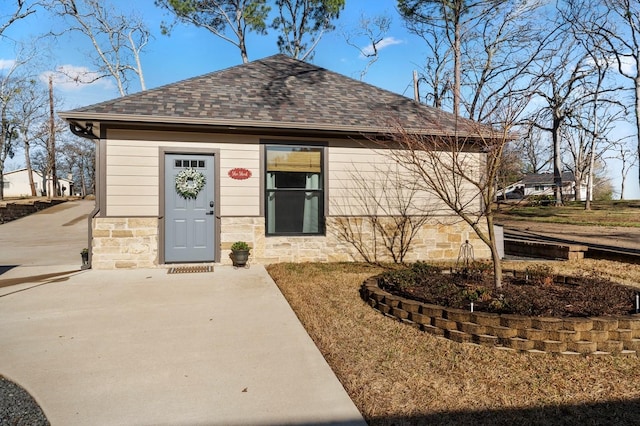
xmin=175 ymin=168 xmax=206 ymax=199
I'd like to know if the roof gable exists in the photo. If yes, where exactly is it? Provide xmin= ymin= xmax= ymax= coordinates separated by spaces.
xmin=61 ymin=54 xmax=484 ymax=137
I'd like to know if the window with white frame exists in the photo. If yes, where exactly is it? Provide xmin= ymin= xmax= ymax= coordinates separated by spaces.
xmin=265 ymin=145 xmax=324 ymax=236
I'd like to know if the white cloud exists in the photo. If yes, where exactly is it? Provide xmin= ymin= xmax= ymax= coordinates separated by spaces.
xmin=618 ymin=56 xmax=636 ymax=75
xmin=360 ymin=37 xmax=403 ymax=58
xmin=39 ymin=65 xmax=113 ymax=91
xmin=0 ymin=59 xmax=16 ymax=70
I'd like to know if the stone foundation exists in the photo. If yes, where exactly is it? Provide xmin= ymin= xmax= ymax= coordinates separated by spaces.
xmin=220 ymin=216 xmax=490 ymax=265
xmin=92 ymin=217 xmax=158 ymax=269
xmin=91 ymin=215 xmax=490 ymax=268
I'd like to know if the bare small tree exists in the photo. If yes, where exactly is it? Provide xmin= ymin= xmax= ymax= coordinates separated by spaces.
xmin=383 ymin=111 xmax=520 ymax=289
xmin=333 ymin=162 xmax=432 ymax=265
xmin=342 ymin=13 xmax=392 ymax=80
xmin=47 ymin=0 xmax=149 ymax=95
xmin=608 ymin=137 xmax=638 ymax=200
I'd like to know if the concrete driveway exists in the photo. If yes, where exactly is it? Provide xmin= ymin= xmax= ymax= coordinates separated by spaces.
xmin=0 ymin=199 xmax=94 ymax=269
xmin=0 ymin=201 xmax=365 ymax=425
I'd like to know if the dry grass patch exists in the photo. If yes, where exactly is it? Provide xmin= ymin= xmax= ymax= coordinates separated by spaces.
xmin=494 ymin=201 xmax=640 ymax=227
xmin=267 ymin=261 xmax=640 ymax=425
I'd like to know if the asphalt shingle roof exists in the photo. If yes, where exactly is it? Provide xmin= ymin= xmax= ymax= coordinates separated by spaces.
xmin=62 ymin=54 xmax=484 ymax=136
xmin=522 ymin=172 xmax=576 ymax=185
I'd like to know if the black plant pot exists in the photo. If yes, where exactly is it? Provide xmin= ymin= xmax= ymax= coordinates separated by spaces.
xmin=81 ymin=251 xmax=89 ymax=268
xmin=232 ymin=249 xmax=250 ymax=267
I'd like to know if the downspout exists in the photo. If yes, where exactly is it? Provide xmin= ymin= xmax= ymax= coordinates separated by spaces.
xmin=69 ymin=122 xmax=99 ymax=269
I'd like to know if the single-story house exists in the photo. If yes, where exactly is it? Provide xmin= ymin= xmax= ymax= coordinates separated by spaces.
xmin=60 ymin=54 xmax=493 ymax=269
xmin=498 ymin=172 xmax=587 ymax=201
xmin=1 ymin=168 xmax=73 ymax=198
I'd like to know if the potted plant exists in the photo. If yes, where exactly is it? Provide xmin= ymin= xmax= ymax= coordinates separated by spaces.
xmin=80 ymin=248 xmax=89 ymax=267
xmin=230 ymin=241 xmax=250 ymax=267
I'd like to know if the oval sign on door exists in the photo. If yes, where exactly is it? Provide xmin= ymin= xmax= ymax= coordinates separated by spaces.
xmin=228 ymin=168 xmax=252 ymax=180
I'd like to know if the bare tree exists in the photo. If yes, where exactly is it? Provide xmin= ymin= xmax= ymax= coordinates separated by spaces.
xmin=608 ymin=137 xmax=637 ymax=200
xmin=0 ymin=56 xmax=32 ymax=200
xmin=58 ymin=133 xmax=94 ymax=196
xmin=47 ymin=0 xmax=149 ymax=95
xmin=29 ymin=114 xmax=67 ymax=197
xmin=15 ymin=79 xmax=49 ymax=196
xmin=557 ymin=0 xmax=625 ymax=208
xmin=156 ymin=0 xmax=269 ymax=64
xmin=0 ymin=1 xmax=39 ymax=38
xmin=516 ymin=126 xmax=551 ymax=174
xmin=383 ymin=107 xmax=521 ymax=289
xmin=400 ymin=0 xmax=543 ymax=119
xmin=333 ymin=162 xmax=432 ymax=265
xmin=528 ymin=32 xmax=593 ymax=206
xmin=343 ymin=13 xmax=392 ymax=80
xmin=272 ymin=0 xmax=345 ymax=61
xmin=414 ymin=26 xmax=451 ymax=109
xmin=594 ymin=0 xmax=640 ymax=188
xmin=462 ymin=0 xmax=553 ymax=125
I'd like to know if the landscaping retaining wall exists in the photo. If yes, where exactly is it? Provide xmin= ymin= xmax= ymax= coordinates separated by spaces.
xmin=0 ymin=199 xmax=65 ymax=223
xmin=360 ymin=272 xmax=640 ymax=356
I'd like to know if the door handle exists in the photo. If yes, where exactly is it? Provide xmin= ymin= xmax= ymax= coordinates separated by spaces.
xmin=206 ymin=211 xmax=214 ymax=215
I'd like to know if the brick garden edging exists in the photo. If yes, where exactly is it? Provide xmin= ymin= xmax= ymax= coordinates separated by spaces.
xmin=360 ymin=272 xmax=640 ymax=356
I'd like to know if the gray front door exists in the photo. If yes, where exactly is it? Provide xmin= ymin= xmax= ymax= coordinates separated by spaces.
xmin=164 ymin=153 xmax=215 ymax=263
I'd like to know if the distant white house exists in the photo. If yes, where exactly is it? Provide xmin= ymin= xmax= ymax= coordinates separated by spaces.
xmin=1 ymin=168 xmax=73 ymax=198
xmin=499 ymin=172 xmax=588 ymax=201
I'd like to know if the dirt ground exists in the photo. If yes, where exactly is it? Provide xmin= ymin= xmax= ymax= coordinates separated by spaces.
xmin=500 ymin=219 xmax=640 ymax=251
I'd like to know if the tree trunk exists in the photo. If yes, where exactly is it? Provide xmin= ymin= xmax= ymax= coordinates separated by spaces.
xmin=24 ymin=141 xmax=36 ymax=196
xmin=635 ymin=78 xmax=640 ymax=189
xmin=552 ymin=117 xmax=563 ymax=206
xmin=453 ymin=12 xmax=461 ymax=117
xmin=485 ymin=214 xmax=502 ymax=289
xmin=128 ymin=30 xmax=146 ymax=91
xmin=48 ymin=76 xmax=58 ymax=198
xmin=0 ymin=106 xmax=6 ymax=201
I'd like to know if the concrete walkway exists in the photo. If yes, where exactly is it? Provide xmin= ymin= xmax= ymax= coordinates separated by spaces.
xmin=0 ymin=202 xmax=365 ymax=425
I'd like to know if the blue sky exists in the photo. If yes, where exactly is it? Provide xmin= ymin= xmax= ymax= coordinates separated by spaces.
xmin=1 ymin=0 xmax=638 ymax=198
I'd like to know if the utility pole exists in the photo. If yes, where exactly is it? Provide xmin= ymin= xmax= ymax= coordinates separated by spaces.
xmin=413 ymin=70 xmax=420 ymax=102
xmin=48 ymin=75 xmax=58 ymax=198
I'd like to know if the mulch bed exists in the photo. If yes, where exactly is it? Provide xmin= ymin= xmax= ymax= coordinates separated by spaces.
xmin=378 ymin=263 xmax=639 ymax=317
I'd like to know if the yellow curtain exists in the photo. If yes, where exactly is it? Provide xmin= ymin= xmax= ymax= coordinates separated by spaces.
xmin=267 ymin=150 xmax=321 ymax=173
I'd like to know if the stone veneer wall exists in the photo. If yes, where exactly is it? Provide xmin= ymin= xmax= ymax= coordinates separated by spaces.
xmin=361 ymin=273 xmax=640 ymax=356
xmin=220 ymin=216 xmax=490 ymax=265
xmin=91 ymin=215 xmax=490 ymax=268
xmin=92 ymin=217 xmax=158 ymax=269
